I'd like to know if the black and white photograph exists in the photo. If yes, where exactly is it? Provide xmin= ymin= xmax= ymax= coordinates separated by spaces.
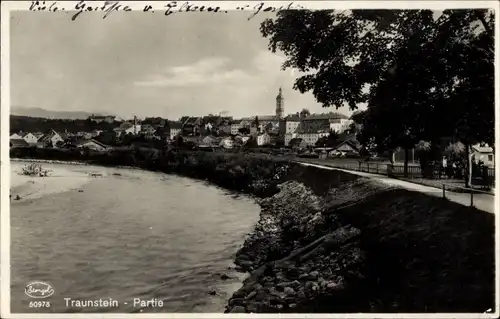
xmin=1 ymin=0 xmax=498 ymax=316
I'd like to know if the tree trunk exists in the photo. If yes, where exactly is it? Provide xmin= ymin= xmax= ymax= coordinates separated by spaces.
xmin=464 ymin=142 xmax=472 ymax=188
xmin=403 ymin=147 xmax=409 ymax=178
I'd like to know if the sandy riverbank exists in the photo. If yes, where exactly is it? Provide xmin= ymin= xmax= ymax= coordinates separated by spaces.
xmin=10 ymin=161 xmax=102 ymax=201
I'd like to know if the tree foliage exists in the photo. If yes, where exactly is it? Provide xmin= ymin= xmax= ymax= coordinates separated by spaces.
xmin=300 ymin=108 xmax=311 ymax=117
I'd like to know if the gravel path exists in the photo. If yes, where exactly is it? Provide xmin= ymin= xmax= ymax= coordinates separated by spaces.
xmin=297 ymin=162 xmax=496 ymax=214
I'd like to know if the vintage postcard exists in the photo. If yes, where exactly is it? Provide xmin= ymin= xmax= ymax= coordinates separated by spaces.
xmin=1 ymin=1 xmax=499 ymax=318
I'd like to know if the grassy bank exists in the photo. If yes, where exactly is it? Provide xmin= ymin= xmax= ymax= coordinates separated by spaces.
xmin=227 ymin=170 xmax=494 ymax=313
xmin=10 ymin=147 xmax=495 ymax=313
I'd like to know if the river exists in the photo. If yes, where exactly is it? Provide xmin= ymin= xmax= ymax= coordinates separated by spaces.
xmin=10 ymin=162 xmax=260 ymax=313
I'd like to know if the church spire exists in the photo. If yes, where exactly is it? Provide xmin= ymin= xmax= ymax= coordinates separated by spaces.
xmin=275 ymin=87 xmax=284 ymax=118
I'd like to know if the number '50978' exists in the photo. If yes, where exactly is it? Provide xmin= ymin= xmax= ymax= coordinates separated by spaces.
xmin=29 ymin=301 xmax=51 ymax=308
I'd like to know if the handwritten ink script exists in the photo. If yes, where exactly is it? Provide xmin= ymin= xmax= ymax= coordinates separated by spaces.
xmin=28 ymin=1 xmax=304 ymax=21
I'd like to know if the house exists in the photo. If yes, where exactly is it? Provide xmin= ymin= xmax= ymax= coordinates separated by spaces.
xmin=329 ymin=118 xmax=354 ymax=133
xmin=219 ymin=137 xmax=234 ymax=149
xmin=230 ymin=120 xmax=241 ymax=135
xmin=169 ymin=122 xmax=182 ymax=140
xmin=219 ymin=122 xmax=232 ymax=135
xmin=472 ymin=144 xmax=495 ymax=167
xmin=240 ymin=136 xmax=250 ymax=144
xmin=257 ymin=133 xmax=271 ymax=146
xmin=74 ymin=139 xmax=111 ymax=152
xmin=76 ymin=131 xmax=93 ymax=139
xmin=214 ymin=117 xmax=231 ymax=132
xmin=296 ymin=131 xmax=329 ymax=146
xmin=90 ymin=114 xmax=116 ymax=123
xmin=33 ymin=132 xmax=45 ymax=140
xmin=331 ymin=140 xmax=361 ymax=156
xmin=10 ymin=132 xmax=39 ymax=145
xmin=289 ymin=138 xmax=308 ymax=150
xmin=141 ymin=124 xmax=157 ymax=136
xmin=114 ymin=122 xmax=141 ymax=137
xmin=143 ymin=117 xmax=166 ymax=128
xmin=284 ymin=133 xmax=297 ymax=146
xmin=38 ymin=129 xmax=64 ymax=147
xmin=10 ymin=132 xmax=22 ymax=140
xmin=182 ymin=117 xmax=203 ymax=136
xmin=10 ymin=138 xmax=30 ymax=148
xmin=279 ymin=114 xmax=301 ymax=135
xmin=250 ymin=125 xmax=260 ymax=135
xmin=201 ymin=135 xmax=217 ymax=147
xmin=91 ymin=130 xmax=103 ymax=137
xmin=241 ymin=115 xmax=281 ymax=128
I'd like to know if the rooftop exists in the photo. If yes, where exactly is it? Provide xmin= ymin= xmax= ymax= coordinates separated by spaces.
xmin=10 ymin=138 xmax=30 ymax=147
xmin=302 ymin=112 xmax=349 ymax=121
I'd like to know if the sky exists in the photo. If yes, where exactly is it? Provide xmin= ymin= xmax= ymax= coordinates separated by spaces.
xmin=10 ymin=10 xmax=358 ymax=120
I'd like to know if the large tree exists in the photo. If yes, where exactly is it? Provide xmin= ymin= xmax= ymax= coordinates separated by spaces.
xmin=261 ymin=9 xmax=494 ymax=183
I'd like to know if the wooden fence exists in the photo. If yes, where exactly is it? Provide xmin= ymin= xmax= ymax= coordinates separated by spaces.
xmin=310 ymin=159 xmax=495 ymax=187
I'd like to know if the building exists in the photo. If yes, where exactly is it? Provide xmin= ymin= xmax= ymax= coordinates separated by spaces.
xmin=257 ymin=132 xmax=271 ymax=146
xmin=219 ymin=137 xmax=234 ymax=149
xmin=472 ymin=144 xmax=495 ymax=167
xmin=76 ymin=131 xmax=93 ymax=139
xmin=90 ymin=114 xmax=116 ymax=123
xmin=143 ymin=117 xmax=166 ymax=128
xmin=10 ymin=132 xmax=22 ymax=140
xmin=74 ymin=139 xmax=111 ymax=152
xmin=300 ymin=112 xmax=349 ymax=133
xmin=169 ymin=122 xmax=182 ymax=140
xmin=10 ymin=139 xmax=30 ymax=148
xmin=329 ymin=118 xmax=354 ymax=133
xmin=296 ymin=131 xmax=330 ymax=146
xmin=276 ymin=87 xmax=284 ymax=119
xmin=284 ymin=133 xmax=296 ymax=146
xmin=230 ymin=120 xmax=241 ymax=135
xmin=38 ymin=129 xmax=64 ymax=147
xmin=279 ymin=114 xmax=301 ymax=135
xmin=91 ymin=130 xmax=103 ymax=138
xmin=182 ymin=117 xmax=203 ymax=136
xmin=114 ymin=118 xmax=141 ymax=137
xmin=240 ymin=88 xmax=286 ymax=130
xmin=33 ymin=132 xmax=45 ymax=140
xmin=140 ymin=124 xmax=157 ymax=136
xmin=201 ymin=135 xmax=217 ymax=147
xmin=10 ymin=132 xmax=39 ymax=145
xmin=289 ymin=138 xmax=308 ymax=150
xmin=330 ymin=140 xmax=361 ymax=156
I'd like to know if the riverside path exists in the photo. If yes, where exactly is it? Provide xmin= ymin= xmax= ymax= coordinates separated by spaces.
xmin=297 ymin=162 xmax=496 ymax=214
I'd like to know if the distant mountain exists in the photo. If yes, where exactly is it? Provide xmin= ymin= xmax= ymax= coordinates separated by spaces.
xmin=10 ymin=107 xmax=113 ymax=120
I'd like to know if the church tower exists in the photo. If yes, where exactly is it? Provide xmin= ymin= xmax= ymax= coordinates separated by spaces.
xmin=275 ymin=87 xmax=284 ymax=119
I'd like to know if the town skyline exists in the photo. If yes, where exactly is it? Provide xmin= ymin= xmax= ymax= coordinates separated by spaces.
xmin=10 ymin=11 xmax=359 ymax=120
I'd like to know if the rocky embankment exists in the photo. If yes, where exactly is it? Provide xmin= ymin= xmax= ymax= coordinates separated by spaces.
xmin=226 ymin=175 xmax=394 ymax=313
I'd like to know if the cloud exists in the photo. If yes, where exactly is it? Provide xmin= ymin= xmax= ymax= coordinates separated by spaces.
xmin=134 ymin=56 xmax=252 ymax=87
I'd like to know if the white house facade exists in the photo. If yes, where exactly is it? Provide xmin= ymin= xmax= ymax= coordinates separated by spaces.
xmin=257 ymin=133 xmax=271 ymax=146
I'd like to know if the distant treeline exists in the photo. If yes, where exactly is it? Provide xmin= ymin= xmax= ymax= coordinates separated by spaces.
xmin=10 ymin=115 xmax=119 ymax=134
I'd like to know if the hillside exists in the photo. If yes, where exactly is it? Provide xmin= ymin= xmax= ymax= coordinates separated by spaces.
xmin=10 ymin=107 xmax=111 ymax=120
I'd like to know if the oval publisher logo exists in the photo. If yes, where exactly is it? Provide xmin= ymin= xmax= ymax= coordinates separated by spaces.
xmin=25 ymin=281 xmax=55 ymax=299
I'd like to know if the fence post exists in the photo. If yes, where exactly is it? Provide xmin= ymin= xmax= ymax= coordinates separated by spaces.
xmin=470 ymin=189 xmax=474 ymax=207
xmin=442 ymin=184 xmax=446 ymax=199
xmin=376 ymin=164 xmax=379 ymax=174
xmin=359 ymin=161 xmax=361 ymax=172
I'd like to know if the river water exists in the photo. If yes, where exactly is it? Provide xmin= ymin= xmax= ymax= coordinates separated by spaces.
xmin=10 ymin=162 xmax=260 ymax=313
